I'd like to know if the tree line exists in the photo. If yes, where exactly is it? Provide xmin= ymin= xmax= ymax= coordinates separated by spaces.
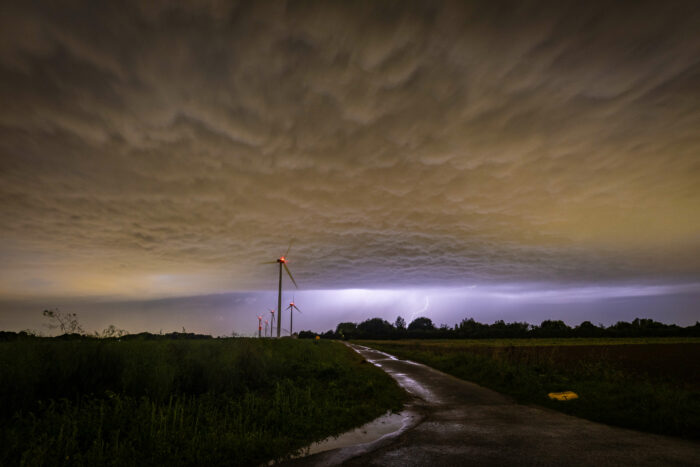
xmin=299 ymin=316 xmax=700 ymax=340
xmin=3 ymin=308 xmax=698 ymax=341
xmin=0 ymin=309 xmax=215 ymax=341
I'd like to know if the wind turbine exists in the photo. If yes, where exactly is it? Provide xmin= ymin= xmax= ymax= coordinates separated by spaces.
xmin=264 ymin=319 xmax=269 ymax=337
xmin=268 ymin=308 xmax=276 ymax=335
xmin=262 ymin=242 xmax=298 ymax=337
xmin=257 ymin=315 xmax=263 ymax=338
xmin=286 ymin=298 xmax=301 ymax=336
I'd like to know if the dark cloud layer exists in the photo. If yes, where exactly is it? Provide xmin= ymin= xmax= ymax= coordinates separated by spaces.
xmin=1 ymin=0 xmax=699 ymax=300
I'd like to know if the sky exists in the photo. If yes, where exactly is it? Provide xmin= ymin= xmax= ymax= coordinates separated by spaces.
xmin=1 ymin=0 xmax=699 ymax=335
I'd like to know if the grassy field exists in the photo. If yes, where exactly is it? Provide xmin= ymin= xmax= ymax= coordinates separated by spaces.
xmin=0 ymin=338 xmax=405 ymax=466
xmin=357 ymin=338 xmax=700 ymax=439
xmin=361 ymin=337 xmax=700 ymax=346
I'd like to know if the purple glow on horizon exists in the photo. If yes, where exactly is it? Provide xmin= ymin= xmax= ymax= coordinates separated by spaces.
xmin=5 ymin=281 xmax=697 ymax=336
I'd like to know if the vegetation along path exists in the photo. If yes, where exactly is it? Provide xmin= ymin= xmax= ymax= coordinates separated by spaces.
xmin=292 ymin=344 xmax=700 ymax=466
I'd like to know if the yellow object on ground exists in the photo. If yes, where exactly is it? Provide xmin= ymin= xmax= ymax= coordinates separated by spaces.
xmin=548 ymin=391 xmax=579 ymax=401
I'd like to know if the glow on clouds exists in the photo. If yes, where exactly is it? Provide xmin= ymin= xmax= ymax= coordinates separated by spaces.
xmin=0 ymin=1 xmax=698 ymax=331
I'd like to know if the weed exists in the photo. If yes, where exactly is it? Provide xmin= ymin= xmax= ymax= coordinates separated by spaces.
xmin=0 ymin=339 xmax=405 ymax=466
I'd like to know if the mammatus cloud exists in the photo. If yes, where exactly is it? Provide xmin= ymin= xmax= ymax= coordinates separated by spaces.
xmin=0 ymin=0 xmax=699 ymax=300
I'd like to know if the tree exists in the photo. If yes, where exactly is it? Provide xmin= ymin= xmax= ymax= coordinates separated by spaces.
xmin=42 ymin=309 xmax=84 ymax=335
xmin=534 ymin=320 xmax=570 ymax=338
xmin=574 ymin=321 xmax=603 ymax=337
xmin=335 ymin=322 xmax=358 ymax=340
xmin=408 ymin=317 xmax=435 ymax=332
xmin=457 ymin=317 xmax=487 ymax=338
xmin=394 ymin=316 xmax=406 ymax=331
xmin=96 ymin=324 xmax=128 ymax=338
xmin=357 ymin=318 xmax=394 ymax=339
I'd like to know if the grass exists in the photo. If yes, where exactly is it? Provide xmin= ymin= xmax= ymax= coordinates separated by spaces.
xmin=0 ymin=338 xmax=405 ymax=466
xmin=357 ymin=338 xmax=700 ymax=439
xmin=362 ymin=337 xmax=700 ymax=346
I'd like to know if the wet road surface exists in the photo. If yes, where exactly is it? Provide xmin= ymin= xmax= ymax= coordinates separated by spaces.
xmin=290 ymin=344 xmax=700 ymax=466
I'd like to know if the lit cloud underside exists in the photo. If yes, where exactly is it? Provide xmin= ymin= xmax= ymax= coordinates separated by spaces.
xmin=0 ymin=1 xmax=699 ymax=331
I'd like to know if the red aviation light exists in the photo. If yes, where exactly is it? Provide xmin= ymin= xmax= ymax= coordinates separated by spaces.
xmin=279 ymin=256 xmax=287 ymax=263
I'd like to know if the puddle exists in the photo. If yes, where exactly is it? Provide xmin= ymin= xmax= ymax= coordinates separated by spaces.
xmin=276 ymin=344 xmax=424 ymax=464
xmin=369 ymin=350 xmax=399 ymax=361
xmin=390 ymin=372 xmax=439 ymax=403
xmin=350 ymin=344 xmax=439 ymax=404
xmin=291 ymin=410 xmax=416 ymax=460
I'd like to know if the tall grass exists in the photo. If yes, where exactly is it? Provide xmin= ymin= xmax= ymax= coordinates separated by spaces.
xmin=0 ymin=339 xmax=405 ymax=466
xmin=361 ymin=340 xmax=700 ymax=439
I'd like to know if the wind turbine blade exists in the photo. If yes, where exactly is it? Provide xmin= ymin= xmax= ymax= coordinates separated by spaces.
xmin=295 ymin=306 xmax=301 ymax=313
xmin=284 ymin=240 xmax=293 ymax=258
xmin=283 ymin=263 xmax=298 ymax=288
xmin=260 ymin=261 xmax=278 ymax=264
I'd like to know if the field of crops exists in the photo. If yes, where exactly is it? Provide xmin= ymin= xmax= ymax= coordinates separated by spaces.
xmin=359 ymin=338 xmax=700 ymax=439
xmin=0 ymin=338 xmax=405 ymax=466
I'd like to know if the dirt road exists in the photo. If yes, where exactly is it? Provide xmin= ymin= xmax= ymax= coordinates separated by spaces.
xmin=291 ymin=343 xmax=700 ymax=466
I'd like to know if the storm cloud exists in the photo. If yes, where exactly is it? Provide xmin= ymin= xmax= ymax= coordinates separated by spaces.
xmin=1 ymin=0 xmax=699 ymax=305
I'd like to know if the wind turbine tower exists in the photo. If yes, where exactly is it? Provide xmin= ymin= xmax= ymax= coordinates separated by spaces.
xmin=269 ymin=309 xmax=276 ymax=335
xmin=286 ymin=299 xmax=301 ymax=336
xmin=263 ymin=243 xmax=298 ymax=337
xmin=257 ymin=315 xmax=263 ymax=338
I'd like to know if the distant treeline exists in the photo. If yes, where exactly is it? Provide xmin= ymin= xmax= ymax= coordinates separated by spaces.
xmin=0 ymin=331 xmax=214 ymax=342
xmin=0 ymin=309 xmax=220 ymax=341
xmin=300 ymin=317 xmax=700 ymax=340
xmin=3 ymin=317 xmax=699 ymax=342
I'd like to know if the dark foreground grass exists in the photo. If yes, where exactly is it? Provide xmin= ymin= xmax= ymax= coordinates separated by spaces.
xmin=0 ymin=339 xmax=405 ymax=466
xmin=358 ymin=338 xmax=700 ymax=439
